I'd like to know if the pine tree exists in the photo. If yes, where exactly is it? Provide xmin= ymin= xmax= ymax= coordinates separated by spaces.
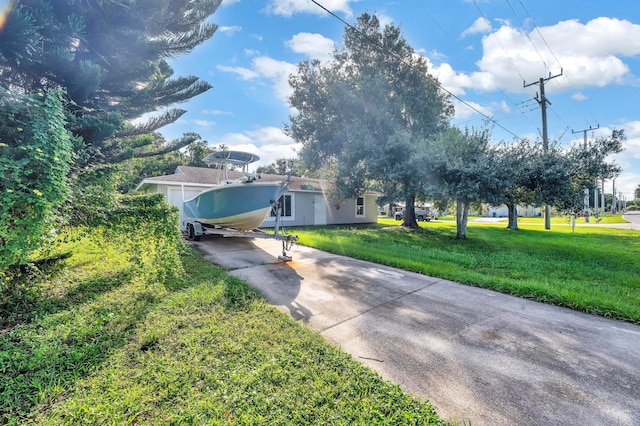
xmin=0 ymin=0 xmax=220 ymax=167
xmin=0 ymin=0 xmax=221 ymax=268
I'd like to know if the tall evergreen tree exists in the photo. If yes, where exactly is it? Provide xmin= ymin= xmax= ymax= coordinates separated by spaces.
xmin=0 ymin=0 xmax=219 ymax=168
xmin=0 ymin=0 xmax=220 ymax=269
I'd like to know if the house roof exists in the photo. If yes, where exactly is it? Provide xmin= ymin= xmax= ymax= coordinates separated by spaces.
xmin=135 ymin=165 xmax=325 ymax=192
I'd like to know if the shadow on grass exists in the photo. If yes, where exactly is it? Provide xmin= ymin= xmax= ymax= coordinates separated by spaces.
xmin=0 ymin=245 xmax=257 ymax=424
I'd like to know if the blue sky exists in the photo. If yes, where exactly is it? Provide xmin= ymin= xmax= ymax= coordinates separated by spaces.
xmin=160 ymin=0 xmax=640 ymax=200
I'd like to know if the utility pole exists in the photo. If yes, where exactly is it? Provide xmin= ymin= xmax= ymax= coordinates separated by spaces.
xmin=594 ymin=181 xmax=599 ymax=218
xmin=571 ymin=125 xmax=599 ymax=222
xmin=525 ymin=70 xmax=563 ymax=230
xmin=572 ymin=125 xmax=599 ymax=149
xmin=601 ymin=180 xmax=605 ymax=216
xmin=611 ymin=179 xmax=616 ymax=214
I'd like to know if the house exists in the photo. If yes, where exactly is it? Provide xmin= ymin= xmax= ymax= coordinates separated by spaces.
xmin=486 ymin=204 xmax=542 ymax=217
xmin=135 ymin=166 xmax=380 ymax=227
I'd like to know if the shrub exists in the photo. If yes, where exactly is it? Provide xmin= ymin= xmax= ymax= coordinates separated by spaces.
xmin=0 ymin=89 xmax=74 ymax=277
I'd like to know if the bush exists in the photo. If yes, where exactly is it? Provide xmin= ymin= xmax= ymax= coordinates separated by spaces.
xmin=0 ymin=90 xmax=74 ymax=277
xmin=0 ymin=193 xmax=183 ymax=320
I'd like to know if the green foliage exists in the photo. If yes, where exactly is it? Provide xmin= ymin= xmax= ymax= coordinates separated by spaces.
xmin=425 ymin=127 xmax=495 ymax=238
xmin=0 ymin=193 xmax=183 ymax=321
xmin=116 ymin=151 xmax=186 ymax=194
xmin=256 ymin=157 xmax=306 ymax=176
xmin=0 ymin=0 xmax=217 ymax=221
xmin=294 ymin=220 xmax=640 ymax=324
xmin=0 ymin=89 xmax=73 ymax=274
xmin=287 ymin=12 xmax=452 ymax=228
xmin=0 ymin=226 xmax=444 ymax=425
xmin=0 ymin=0 xmax=221 ymax=269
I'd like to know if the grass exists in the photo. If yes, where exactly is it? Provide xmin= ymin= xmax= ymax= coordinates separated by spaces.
xmin=291 ymin=218 xmax=640 ymax=324
xmin=384 ymin=213 xmax=631 ymax=224
xmin=1 ymin=226 xmax=446 ymax=425
xmin=513 ymin=214 xmax=630 ymax=225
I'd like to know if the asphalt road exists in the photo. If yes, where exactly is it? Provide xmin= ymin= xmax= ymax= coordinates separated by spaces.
xmin=192 ymin=233 xmax=640 ymax=426
xmin=624 ymin=211 xmax=640 ymax=226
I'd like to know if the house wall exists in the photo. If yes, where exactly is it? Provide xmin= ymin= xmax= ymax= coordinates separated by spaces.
xmin=142 ymin=184 xmax=208 ymax=221
xmin=324 ymin=194 xmax=378 ymax=225
xmin=260 ymin=191 xmax=378 ymax=227
xmin=261 ymin=190 xmax=316 ymax=227
xmin=144 ymin=182 xmax=378 ymax=227
xmin=487 ymin=205 xmax=542 ymax=217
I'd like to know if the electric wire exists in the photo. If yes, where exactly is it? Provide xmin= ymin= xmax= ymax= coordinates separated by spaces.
xmin=462 ymin=0 xmax=541 ymax=135
xmin=309 ymin=0 xmax=525 ymax=141
xmin=516 ymin=0 xmax=599 ymax=127
xmin=505 ymin=0 xmax=550 ymax=75
xmin=413 ymin=2 xmax=457 ymax=43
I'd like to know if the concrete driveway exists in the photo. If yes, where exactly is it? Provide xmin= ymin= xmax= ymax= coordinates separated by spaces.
xmin=192 ymin=235 xmax=640 ymax=426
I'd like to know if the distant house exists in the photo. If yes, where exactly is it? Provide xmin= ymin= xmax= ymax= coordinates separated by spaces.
xmin=135 ymin=165 xmax=380 ymax=227
xmin=486 ymin=205 xmax=542 ymax=218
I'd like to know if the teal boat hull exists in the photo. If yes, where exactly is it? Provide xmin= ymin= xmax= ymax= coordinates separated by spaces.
xmin=183 ymin=182 xmax=287 ymax=230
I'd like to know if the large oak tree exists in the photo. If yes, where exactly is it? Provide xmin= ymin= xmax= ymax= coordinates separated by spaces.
xmin=286 ymin=13 xmax=453 ymax=228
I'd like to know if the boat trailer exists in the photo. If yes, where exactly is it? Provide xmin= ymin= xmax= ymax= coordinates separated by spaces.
xmin=181 ymin=203 xmax=298 ymax=262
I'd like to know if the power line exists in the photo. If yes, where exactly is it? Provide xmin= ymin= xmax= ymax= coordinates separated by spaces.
xmin=413 ymin=3 xmax=456 ymax=43
xmin=505 ymin=0 xmax=550 ymax=74
xmin=466 ymin=0 xmax=543 ymax=135
xmin=515 ymin=0 xmax=599 ymax=127
xmin=308 ymin=0 xmax=525 ymax=141
xmin=471 ymin=0 xmax=526 ymax=82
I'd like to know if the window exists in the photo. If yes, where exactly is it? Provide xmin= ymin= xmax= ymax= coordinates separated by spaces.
xmin=356 ymin=196 xmax=365 ymax=217
xmin=270 ymin=194 xmax=292 ymax=218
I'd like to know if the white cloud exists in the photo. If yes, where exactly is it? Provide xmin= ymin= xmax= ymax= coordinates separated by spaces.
xmin=571 ymin=92 xmax=588 ymax=101
xmin=202 ymin=109 xmax=233 ymax=116
xmin=452 ymin=99 xmax=492 ymax=120
xmin=218 ymin=25 xmax=241 ymax=36
xmin=213 ymin=127 xmax=299 ymax=169
xmin=461 ymin=17 xmax=492 ymax=38
xmin=477 ymin=17 xmax=640 ymax=93
xmin=264 ymin=0 xmax=354 ymax=17
xmin=216 ymin=65 xmax=259 ymax=80
xmin=286 ymin=32 xmax=335 ymax=61
xmin=428 ymin=62 xmax=475 ymax=96
xmin=251 ymin=56 xmax=298 ymax=103
xmin=426 ymin=17 xmax=640 ymax=97
xmin=217 ymin=56 xmax=297 ymax=105
xmin=221 ymin=0 xmax=241 ymax=6
xmin=194 ymin=119 xmax=215 ymax=127
xmin=246 ymin=127 xmax=295 ymax=146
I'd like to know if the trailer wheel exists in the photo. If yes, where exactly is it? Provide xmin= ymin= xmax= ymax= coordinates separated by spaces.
xmin=188 ymin=224 xmax=201 ymax=241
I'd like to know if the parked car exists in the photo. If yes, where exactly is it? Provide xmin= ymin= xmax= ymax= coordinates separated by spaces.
xmin=395 ymin=208 xmax=432 ymax=222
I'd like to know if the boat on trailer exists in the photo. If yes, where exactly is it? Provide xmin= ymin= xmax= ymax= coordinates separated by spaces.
xmin=183 ymin=151 xmax=288 ymax=231
xmin=181 ymin=150 xmax=297 ymax=261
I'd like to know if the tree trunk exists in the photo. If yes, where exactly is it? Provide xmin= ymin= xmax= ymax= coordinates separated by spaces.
xmin=455 ymin=199 xmax=470 ymax=239
xmin=402 ymin=193 xmax=419 ymax=228
xmin=507 ymin=202 xmax=519 ymax=230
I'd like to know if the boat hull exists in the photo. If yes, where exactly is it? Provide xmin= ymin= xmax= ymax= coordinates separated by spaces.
xmin=183 ymin=182 xmax=287 ymax=230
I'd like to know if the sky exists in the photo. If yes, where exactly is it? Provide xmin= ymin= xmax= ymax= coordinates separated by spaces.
xmin=159 ymin=0 xmax=640 ymax=200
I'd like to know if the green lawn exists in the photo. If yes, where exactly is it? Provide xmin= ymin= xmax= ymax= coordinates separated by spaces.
xmin=1 ymin=227 xmax=447 ymax=425
xmin=382 ymin=213 xmax=631 ymax=225
xmin=293 ymin=218 xmax=640 ymax=324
